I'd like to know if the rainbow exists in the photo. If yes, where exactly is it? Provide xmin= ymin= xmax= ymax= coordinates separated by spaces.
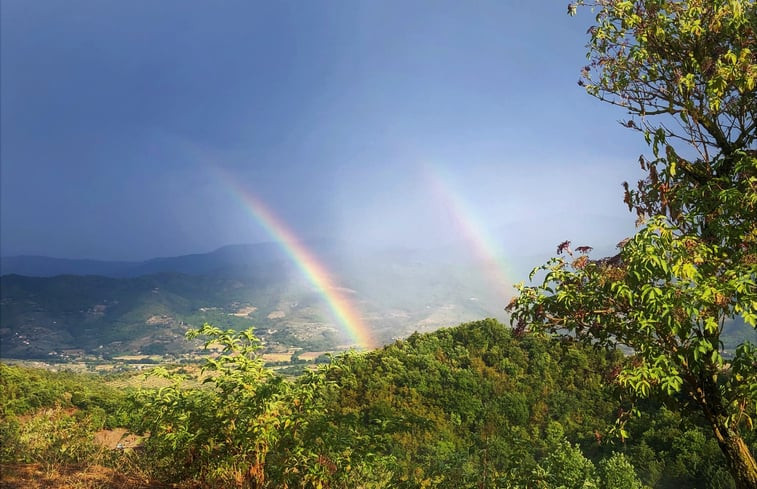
xmin=213 ymin=173 xmax=375 ymax=350
xmin=421 ymin=162 xmax=514 ymax=300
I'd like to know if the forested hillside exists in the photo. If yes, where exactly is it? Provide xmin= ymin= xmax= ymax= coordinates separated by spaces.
xmin=2 ymin=319 xmax=749 ymax=488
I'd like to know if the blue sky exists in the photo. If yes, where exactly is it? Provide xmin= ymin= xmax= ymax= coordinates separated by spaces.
xmin=1 ymin=1 xmax=644 ymax=260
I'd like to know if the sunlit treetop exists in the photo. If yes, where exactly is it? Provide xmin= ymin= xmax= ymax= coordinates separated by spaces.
xmin=570 ymin=0 xmax=755 ymax=162
xmin=568 ymin=0 xmax=756 ymax=256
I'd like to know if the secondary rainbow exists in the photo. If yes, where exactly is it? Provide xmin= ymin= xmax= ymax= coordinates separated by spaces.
xmin=215 ymin=174 xmax=375 ymax=350
xmin=422 ymin=162 xmax=514 ymax=299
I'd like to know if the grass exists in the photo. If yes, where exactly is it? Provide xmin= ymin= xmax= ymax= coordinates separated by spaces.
xmin=261 ymin=352 xmax=294 ymax=363
xmin=298 ymin=351 xmax=329 ymax=361
xmin=0 ymin=462 xmax=163 ymax=489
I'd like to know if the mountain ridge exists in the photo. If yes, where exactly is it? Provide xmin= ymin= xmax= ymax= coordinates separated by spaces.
xmin=1 ymin=243 xmax=291 ymax=278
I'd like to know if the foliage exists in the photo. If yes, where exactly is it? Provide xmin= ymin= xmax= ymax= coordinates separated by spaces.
xmin=129 ymin=324 xmax=371 ymax=487
xmin=0 ymin=363 xmax=127 ymax=422
xmin=0 ymin=363 xmax=130 ymax=471
xmin=510 ymin=0 xmax=757 ymax=486
xmin=621 ymin=404 xmax=742 ymax=488
xmin=537 ymin=439 xmax=598 ymax=488
xmin=126 ymin=320 xmax=623 ymax=487
xmin=129 ymin=324 xmax=282 ymax=485
xmin=316 ymin=320 xmax=619 ymax=488
xmin=2 ymin=320 xmax=750 ymax=487
xmin=598 ymin=452 xmax=644 ymax=489
xmin=11 ymin=407 xmax=107 ymax=469
xmin=0 ymin=363 xmax=67 ymax=416
xmin=300 ymin=319 xmax=737 ymax=488
xmin=570 ymin=0 xmax=755 ymax=148
xmin=509 ymin=220 xmax=756 ymax=421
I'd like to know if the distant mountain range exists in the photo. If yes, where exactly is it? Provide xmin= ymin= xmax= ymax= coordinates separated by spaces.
xmin=1 ymin=243 xmax=290 ymax=278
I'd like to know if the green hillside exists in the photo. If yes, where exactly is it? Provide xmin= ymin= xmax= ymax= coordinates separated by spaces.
xmin=2 ymin=319 xmax=750 ymax=488
xmin=0 ymin=271 xmax=302 ymax=359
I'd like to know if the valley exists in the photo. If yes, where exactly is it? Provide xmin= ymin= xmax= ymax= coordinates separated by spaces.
xmin=0 ymin=244 xmax=519 ymax=363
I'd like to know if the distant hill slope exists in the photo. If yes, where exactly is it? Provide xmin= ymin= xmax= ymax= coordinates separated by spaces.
xmin=0 ymin=270 xmax=300 ymax=359
xmin=0 ymin=256 xmax=138 ymax=277
xmin=1 ymin=243 xmax=288 ymax=278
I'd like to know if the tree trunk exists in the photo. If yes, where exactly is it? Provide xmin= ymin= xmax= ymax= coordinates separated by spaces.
xmin=712 ymin=424 xmax=757 ymax=489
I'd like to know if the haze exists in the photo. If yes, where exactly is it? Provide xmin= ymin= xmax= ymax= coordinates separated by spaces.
xmin=1 ymin=1 xmax=643 ymax=263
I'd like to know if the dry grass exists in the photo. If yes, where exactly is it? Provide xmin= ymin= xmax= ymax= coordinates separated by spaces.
xmin=298 ymin=351 xmax=329 ymax=362
xmin=261 ymin=352 xmax=293 ymax=363
xmin=0 ymin=463 xmax=163 ymax=489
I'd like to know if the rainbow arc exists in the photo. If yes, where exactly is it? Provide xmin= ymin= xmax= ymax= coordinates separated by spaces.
xmin=215 ymin=173 xmax=375 ymax=350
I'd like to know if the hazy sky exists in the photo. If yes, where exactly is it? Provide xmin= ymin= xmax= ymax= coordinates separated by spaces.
xmin=1 ymin=1 xmax=645 ymax=260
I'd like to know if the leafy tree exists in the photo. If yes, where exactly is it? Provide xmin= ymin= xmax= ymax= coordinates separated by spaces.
xmin=536 ymin=439 xmax=598 ymax=488
xmin=131 ymin=324 xmax=384 ymax=488
xmin=508 ymin=1 xmax=757 ymax=487
xmin=130 ymin=325 xmax=288 ymax=485
xmin=598 ymin=452 xmax=644 ymax=489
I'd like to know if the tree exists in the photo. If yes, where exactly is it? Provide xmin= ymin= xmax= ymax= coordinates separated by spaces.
xmin=598 ymin=452 xmax=643 ymax=489
xmin=131 ymin=325 xmax=286 ymax=485
xmin=507 ymin=1 xmax=757 ymax=487
xmin=537 ymin=439 xmax=598 ymax=488
xmin=132 ymin=325 xmax=377 ymax=488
